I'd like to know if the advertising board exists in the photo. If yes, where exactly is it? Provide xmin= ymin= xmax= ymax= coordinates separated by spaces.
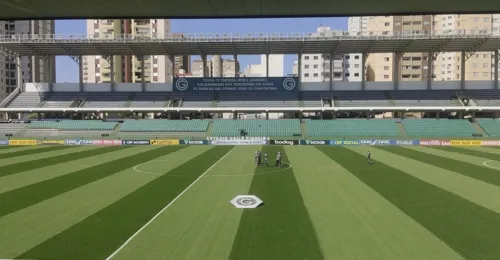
xmin=300 ymin=140 xmax=329 ymax=145
xmin=210 ymin=139 xmax=268 ymax=145
xmin=0 ymin=140 xmax=8 ymax=145
xmin=150 ymin=140 xmax=180 ymax=145
xmin=419 ymin=140 xmax=451 ymax=146
xmin=37 ymin=140 xmax=65 ymax=145
xmin=180 ymin=140 xmax=208 ymax=145
xmin=122 ymin=140 xmax=150 ymax=145
xmin=9 ymin=140 xmax=36 ymax=146
xmin=173 ymin=77 xmax=298 ymax=93
xmin=450 ymin=140 xmax=481 ymax=146
xmin=270 ymin=140 xmax=299 ymax=145
xmin=481 ymin=140 xmax=500 ymax=146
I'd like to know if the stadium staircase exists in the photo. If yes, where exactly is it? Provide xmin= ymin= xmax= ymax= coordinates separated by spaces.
xmin=125 ymin=93 xmax=136 ymax=107
xmin=396 ymin=122 xmax=407 ymax=136
xmin=332 ymin=97 xmax=339 ymax=107
xmin=472 ymin=122 xmax=488 ymax=136
xmin=385 ymin=92 xmax=396 ymax=106
xmin=300 ymin=122 xmax=307 ymax=137
xmin=206 ymin=122 xmax=214 ymax=136
xmin=165 ymin=99 xmax=172 ymax=107
xmin=111 ymin=123 xmax=122 ymax=135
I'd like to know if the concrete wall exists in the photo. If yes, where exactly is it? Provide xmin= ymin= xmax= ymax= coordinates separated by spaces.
xmin=24 ymin=81 xmax=497 ymax=92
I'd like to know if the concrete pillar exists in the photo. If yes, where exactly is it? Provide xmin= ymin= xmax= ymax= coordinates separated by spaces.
xmin=361 ymin=53 xmax=367 ymax=91
xmin=234 ymin=54 xmax=238 ymax=76
xmin=266 ymin=112 xmax=269 ymax=120
xmin=201 ymin=55 xmax=207 ymax=77
xmin=298 ymin=54 xmax=302 ymax=83
xmin=460 ymin=51 xmax=466 ymax=90
xmin=471 ymin=111 xmax=476 ymax=122
xmin=110 ymin=55 xmax=115 ymax=92
xmin=48 ymin=56 xmax=55 ymax=92
xmin=266 ymin=54 xmax=269 ymax=77
xmin=70 ymin=113 xmax=73 ymax=120
xmin=436 ymin=112 xmax=440 ymax=119
xmin=201 ymin=112 xmax=204 ymax=119
xmin=169 ymin=55 xmax=175 ymax=78
xmin=167 ymin=112 xmax=172 ymax=119
xmin=81 ymin=113 xmax=84 ymax=120
xmin=495 ymin=50 xmax=499 ymax=90
xmin=427 ymin=52 xmax=433 ymax=90
xmin=233 ymin=111 xmax=237 ymax=119
xmin=79 ymin=55 xmax=84 ymax=92
xmin=393 ymin=53 xmax=400 ymax=91
xmin=140 ymin=55 xmax=146 ymax=92
xmin=16 ymin=56 xmax=22 ymax=91
xmin=329 ymin=53 xmax=333 ymax=91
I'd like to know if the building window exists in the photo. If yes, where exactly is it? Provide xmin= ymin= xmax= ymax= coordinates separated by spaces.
xmin=305 ymin=64 xmax=310 ymax=69
xmin=384 ymin=75 xmax=389 ymax=79
xmin=304 ymin=73 xmax=310 ymax=77
xmin=304 ymin=56 xmax=309 ymax=60
xmin=334 ymin=72 xmax=341 ymax=78
xmin=345 ymin=73 xmax=350 ymax=77
xmin=354 ymin=55 xmax=359 ymax=59
xmin=354 ymin=64 xmax=360 ymax=68
xmin=345 ymin=64 xmax=350 ymax=68
xmin=346 ymin=55 xmax=350 ymax=59
xmin=384 ymin=22 xmax=390 ymax=26
xmin=354 ymin=73 xmax=359 ymax=77
xmin=384 ymin=57 xmax=390 ymax=62
xmin=313 ymin=64 xmax=319 ymax=69
xmin=473 ymin=72 xmax=478 ymax=77
xmin=313 ymin=56 xmax=319 ymax=60
xmin=313 ymin=73 xmax=319 ymax=77
xmin=384 ymin=66 xmax=389 ymax=70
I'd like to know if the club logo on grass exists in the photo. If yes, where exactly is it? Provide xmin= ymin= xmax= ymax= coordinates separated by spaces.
xmin=230 ymin=195 xmax=263 ymax=209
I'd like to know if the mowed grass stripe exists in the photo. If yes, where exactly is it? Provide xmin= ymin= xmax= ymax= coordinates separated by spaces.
xmin=377 ymin=146 xmax=500 ymax=187
xmin=319 ymin=146 xmax=500 ymax=260
xmin=0 ymin=146 xmax=213 ymax=259
xmin=0 ymin=145 xmax=74 ymax=159
xmin=0 ymin=146 xmax=185 ymax=218
xmin=0 ymin=146 xmax=129 ymax=178
xmin=18 ymin=146 xmax=233 ymax=260
xmin=431 ymin=146 xmax=500 ymax=161
xmin=229 ymin=146 xmax=324 ymax=260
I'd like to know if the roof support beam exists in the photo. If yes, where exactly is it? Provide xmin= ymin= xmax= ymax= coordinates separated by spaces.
xmin=398 ymin=40 xmax=414 ymax=57
xmin=0 ymin=47 xmax=16 ymax=63
xmin=22 ymin=43 xmax=49 ymax=61
xmin=463 ymin=38 xmax=490 ymax=61
xmin=432 ymin=39 xmax=454 ymax=59
xmin=56 ymin=43 xmax=80 ymax=64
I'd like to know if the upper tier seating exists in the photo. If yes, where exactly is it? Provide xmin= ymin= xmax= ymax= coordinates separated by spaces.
xmin=81 ymin=92 xmax=130 ymax=107
xmin=469 ymin=90 xmax=500 ymax=106
xmin=129 ymin=92 xmax=170 ymax=107
xmin=476 ymin=118 xmax=500 ymax=136
xmin=43 ymin=92 xmax=79 ymax=108
xmin=120 ymin=119 xmax=209 ymax=132
xmin=8 ymin=92 xmax=48 ymax=108
xmin=172 ymin=92 xmax=213 ymax=107
xmin=29 ymin=120 xmax=117 ymax=131
xmin=306 ymin=119 xmax=400 ymax=137
xmin=402 ymin=119 xmax=478 ymax=137
xmin=392 ymin=90 xmax=459 ymax=106
xmin=0 ymin=122 xmax=26 ymax=136
xmin=335 ymin=91 xmax=390 ymax=107
xmin=217 ymin=92 xmax=299 ymax=107
xmin=212 ymin=119 xmax=301 ymax=137
xmin=302 ymin=91 xmax=332 ymax=107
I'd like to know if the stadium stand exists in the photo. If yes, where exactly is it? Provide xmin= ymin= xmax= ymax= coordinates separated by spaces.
xmin=302 ymin=91 xmax=332 ymax=107
xmin=25 ymin=120 xmax=117 ymax=137
xmin=217 ymin=92 xmax=299 ymax=107
xmin=476 ymin=118 xmax=500 ymax=136
xmin=212 ymin=119 xmax=301 ymax=136
xmin=468 ymin=90 xmax=500 ymax=106
xmin=120 ymin=119 xmax=209 ymax=132
xmin=391 ymin=90 xmax=460 ymax=106
xmin=306 ymin=119 xmax=400 ymax=137
xmin=7 ymin=92 xmax=47 ymax=108
xmin=81 ymin=92 xmax=131 ymax=107
xmin=42 ymin=92 xmax=79 ymax=108
xmin=0 ymin=122 xmax=26 ymax=136
xmin=172 ymin=92 xmax=213 ymax=107
xmin=401 ymin=118 xmax=478 ymax=137
xmin=129 ymin=92 xmax=170 ymax=107
xmin=334 ymin=91 xmax=390 ymax=107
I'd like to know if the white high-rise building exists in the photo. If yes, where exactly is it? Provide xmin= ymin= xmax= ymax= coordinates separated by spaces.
xmin=84 ymin=19 xmax=172 ymax=83
xmin=243 ymin=54 xmax=284 ymax=77
xmin=0 ymin=20 xmax=55 ymax=101
xmin=299 ymin=26 xmax=362 ymax=83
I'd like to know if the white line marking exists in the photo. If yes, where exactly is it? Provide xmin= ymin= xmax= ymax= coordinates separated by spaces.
xmin=483 ymin=160 xmax=499 ymax=169
xmin=106 ymin=146 xmax=236 ymax=260
xmin=132 ymin=160 xmax=170 ymax=176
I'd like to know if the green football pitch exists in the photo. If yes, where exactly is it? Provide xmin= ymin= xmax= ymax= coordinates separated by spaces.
xmin=2 ymin=144 xmax=500 ymax=260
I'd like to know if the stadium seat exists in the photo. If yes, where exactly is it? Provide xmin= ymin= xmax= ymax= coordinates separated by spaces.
xmin=120 ymin=119 xmax=209 ymax=132
xmin=212 ymin=119 xmax=301 ymax=137
xmin=29 ymin=120 xmax=117 ymax=131
xmin=306 ymin=119 xmax=400 ymax=137
xmin=401 ymin=119 xmax=478 ymax=137
xmin=476 ymin=118 xmax=500 ymax=136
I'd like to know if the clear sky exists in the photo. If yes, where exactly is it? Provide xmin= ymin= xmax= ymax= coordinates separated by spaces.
xmin=55 ymin=18 xmax=347 ymax=83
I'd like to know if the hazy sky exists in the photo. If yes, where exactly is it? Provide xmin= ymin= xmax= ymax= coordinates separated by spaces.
xmin=55 ymin=18 xmax=347 ymax=83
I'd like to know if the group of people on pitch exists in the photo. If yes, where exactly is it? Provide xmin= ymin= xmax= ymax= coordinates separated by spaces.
xmin=254 ymin=150 xmax=282 ymax=167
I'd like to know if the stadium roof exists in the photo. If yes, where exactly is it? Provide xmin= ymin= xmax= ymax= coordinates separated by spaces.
xmin=0 ymin=31 xmax=499 ymax=57
xmin=0 ymin=0 xmax=500 ymax=19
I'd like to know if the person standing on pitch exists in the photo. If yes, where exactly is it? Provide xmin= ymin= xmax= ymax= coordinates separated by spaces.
xmin=254 ymin=150 xmax=259 ymax=166
xmin=276 ymin=151 xmax=282 ymax=167
xmin=264 ymin=152 xmax=268 ymax=167
xmin=367 ymin=150 xmax=373 ymax=164
xmin=257 ymin=150 xmax=262 ymax=166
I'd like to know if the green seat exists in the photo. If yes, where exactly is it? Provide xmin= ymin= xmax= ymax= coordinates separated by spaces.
xmin=29 ymin=120 xmax=117 ymax=131
xmin=402 ymin=119 xmax=478 ymax=137
xmin=305 ymin=119 xmax=400 ymax=137
xmin=120 ymin=119 xmax=209 ymax=132
xmin=476 ymin=119 xmax=500 ymax=136
xmin=212 ymin=119 xmax=301 ymax=137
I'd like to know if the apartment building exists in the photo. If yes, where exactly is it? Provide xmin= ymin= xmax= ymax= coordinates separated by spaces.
xmin=192 ymin=55 xmax=240 ymax=77
xmin=84 ymin=19 xmax=173 ymax=83
xmin=0 ymin=20 xmax=55 ymax=101
xmin=298 ymin=26 xmax=362 ymax=83
xmin=243 ymin=55 xmax=284 ymax=77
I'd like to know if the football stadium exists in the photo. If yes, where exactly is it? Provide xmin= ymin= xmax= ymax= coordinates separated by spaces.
xmin=3 ymin=1 xmax=500 ymax=260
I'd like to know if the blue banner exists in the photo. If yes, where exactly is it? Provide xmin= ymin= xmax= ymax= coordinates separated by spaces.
xmin=0 ymin=140 xmax=8 ymax=145
xmin=393 ymin=140 xmax=419 ymax=145
xmin=358 ymin=140 xmax=391 ymax=145
xmin=173 ymin=77 xmax=298 ymax=92
xmin=300 ymin=140 xmax=329 ymax=145
xmin=180 ymin=140 xmax=208 ymax=145
xmin=122 ymin=140 xmax=150 ymax=145
xmin=64 ymin=140 xmax=93 ymax=145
